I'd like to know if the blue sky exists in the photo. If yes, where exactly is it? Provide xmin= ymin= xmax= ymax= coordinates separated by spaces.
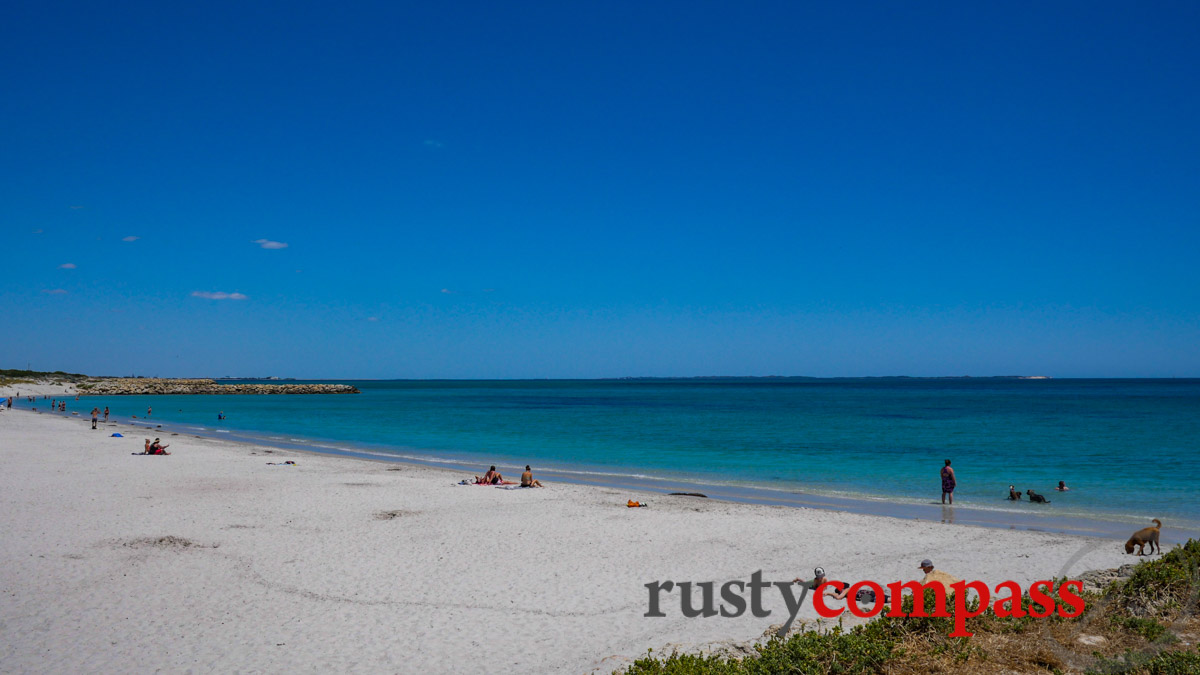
xmin=3 ymin=1 xmax=1198 ymax=378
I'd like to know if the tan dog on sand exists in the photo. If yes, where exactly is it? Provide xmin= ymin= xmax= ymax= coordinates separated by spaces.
xmin=1124 ymin=519 xmax=1162 ymax=556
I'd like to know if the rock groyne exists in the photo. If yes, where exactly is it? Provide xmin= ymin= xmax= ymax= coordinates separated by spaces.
xmin=78 ymin=378 xmax=359 ymax=395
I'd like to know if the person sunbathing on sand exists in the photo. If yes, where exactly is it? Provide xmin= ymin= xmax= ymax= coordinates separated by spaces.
xmin=148 ymin=438 xmax=170 ymax=455
xmin=520 ymin=465 xmax=543 ymax=488
xmin=478 ymin=466 xmax=502 ymax=485
xmin=144 ymin=438 xmax=151 ymax=454
xmin=792 ymin=567 xmax=874 ymax=602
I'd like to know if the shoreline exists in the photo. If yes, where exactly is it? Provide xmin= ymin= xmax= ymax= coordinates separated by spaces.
xmin=1 ymin=407 xmax=1155 ymax=673
xmin=22 ymin=402 xmax=1193 ymax=546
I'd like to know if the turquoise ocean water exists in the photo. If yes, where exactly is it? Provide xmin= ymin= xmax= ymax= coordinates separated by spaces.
xmin=34 ymin=378 xmax=1200 ymax=538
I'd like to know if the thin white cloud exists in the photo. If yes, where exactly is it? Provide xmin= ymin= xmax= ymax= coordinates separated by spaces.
xmin=440 ymin=288 xmax=454 ymax=294
xmin=482 ymin=288 xmax=495 ymax=293
xmin=191 ymin=291 xmax=248 ymax=300
xmin=253 ymin=239 xmax=288 ymax=249
xmin=424 ymin=139 xmax=444 ymax=148
xmin=41 ymin=289 xmax=68 ymax=295
xmin=69 ymin=205 xmax=84 ymax=210
xmin=367 ymin=316 xmax=380 ymax=322
xmin=58 ymin=263 xmax=76 ymax=269
xmin=33 ymin=229 xmax=43 ymax=234
xmin=122 ymin=235 xmax=139 ymax=242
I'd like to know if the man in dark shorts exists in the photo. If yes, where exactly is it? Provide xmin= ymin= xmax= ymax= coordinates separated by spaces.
xmin=941 ymin=459 xmax=956 ymax=504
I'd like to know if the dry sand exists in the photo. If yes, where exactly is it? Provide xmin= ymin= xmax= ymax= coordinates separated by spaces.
xmin=0 ymin=408 xmax=1136 ymax=673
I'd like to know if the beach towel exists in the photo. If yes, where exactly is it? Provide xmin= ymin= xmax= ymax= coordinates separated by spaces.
xmin=111 ymin=433 xmax=124 ymax=437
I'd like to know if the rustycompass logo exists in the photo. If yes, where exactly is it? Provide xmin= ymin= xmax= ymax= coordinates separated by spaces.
xmin=645 ymin=571 xmax=1085 ymax=638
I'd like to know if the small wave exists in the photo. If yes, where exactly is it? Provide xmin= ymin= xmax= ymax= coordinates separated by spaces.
xmin=215 ymin=430 xmax=230 ymax=433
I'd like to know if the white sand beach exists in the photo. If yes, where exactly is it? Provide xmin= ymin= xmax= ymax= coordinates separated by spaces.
xmin=1 ymin=409 xmax=1136 ymax=673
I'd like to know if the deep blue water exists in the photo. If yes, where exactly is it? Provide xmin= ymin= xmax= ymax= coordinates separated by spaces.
xmin=38 ymin=378 xmax=1200 ymax=530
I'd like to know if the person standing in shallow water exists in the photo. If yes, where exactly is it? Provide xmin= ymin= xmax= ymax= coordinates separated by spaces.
xmin=941 ymin=459 xmax=956 ymax=505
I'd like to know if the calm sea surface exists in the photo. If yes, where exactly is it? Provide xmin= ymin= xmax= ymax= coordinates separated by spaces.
xmin=46 ymin=378 xmax=1200 ymax=534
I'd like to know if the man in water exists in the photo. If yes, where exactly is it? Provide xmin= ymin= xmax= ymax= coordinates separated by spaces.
xmin=941 ymin=459 xmax=956 ymax=504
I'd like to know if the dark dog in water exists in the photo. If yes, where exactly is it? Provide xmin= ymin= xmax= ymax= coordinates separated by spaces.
xmin=1008 ymin=485 xmax=1022 ymax=500
xmin=1125 ymin=519 xmax=1162 ymax=556
xmin=1026 ymin=489 xmax=1050 ymax=503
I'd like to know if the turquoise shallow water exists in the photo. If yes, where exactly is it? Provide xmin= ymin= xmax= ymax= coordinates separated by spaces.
xmin=35 ymin=378 xmax=1200 ymax=534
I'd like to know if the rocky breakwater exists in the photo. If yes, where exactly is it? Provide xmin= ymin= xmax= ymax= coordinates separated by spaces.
xmin=79 ymin=378 xmax=359 ymax=395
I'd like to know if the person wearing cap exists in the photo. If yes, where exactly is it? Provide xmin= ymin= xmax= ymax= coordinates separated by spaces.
xmin=793 ymin=567 xmax=828 ymax=591
xmin=917 ymin=558 xmax=961 ymax=592
xmin=792 ymin=567 xmax=855 ymax=600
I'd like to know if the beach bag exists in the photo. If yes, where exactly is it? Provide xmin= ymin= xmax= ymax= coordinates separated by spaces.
xmin=855 ymin=587 xmax=888 ymax=604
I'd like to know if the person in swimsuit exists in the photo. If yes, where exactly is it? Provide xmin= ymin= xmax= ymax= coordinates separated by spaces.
xmin=520 ymin=465 xmax=543 ymax=488
xmin=1056 ymin=481 xmax=1069 ymax=491
xmin=478 ymin=466 xmax=503 ymax=484
xmin=941 ymin=459 xmax=956 ymax=504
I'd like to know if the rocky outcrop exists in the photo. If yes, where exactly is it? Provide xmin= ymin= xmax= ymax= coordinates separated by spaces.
xmin=77 ymin=378 xmax=359 ymax=395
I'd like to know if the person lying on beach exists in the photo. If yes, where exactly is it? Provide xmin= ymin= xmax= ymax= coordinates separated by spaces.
xmin=477 ymin=466 xmax=503 ymax=485
xmin=520 ymin=465 xmax=544 ymax=488
xmin=793 ymin=567 xmax=830 ymax=591
xmin=792 ymin=567 xmax=888 ymax=603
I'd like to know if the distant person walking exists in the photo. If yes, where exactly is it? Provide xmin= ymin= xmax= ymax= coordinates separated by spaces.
xmin=103 ymin=406 xmax=109 ymax=422
xmin=91 ymin=407 xmax=99 ymax=429
xmin=940 ymin=459 xmax=956 ymax=505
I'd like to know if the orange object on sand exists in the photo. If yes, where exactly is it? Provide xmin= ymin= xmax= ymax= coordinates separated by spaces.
xmin=627 ymin=500 xmax=644 ymax=508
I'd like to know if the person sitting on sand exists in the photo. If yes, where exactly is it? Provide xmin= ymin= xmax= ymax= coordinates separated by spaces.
xmin=520 ymin=465 xmax=544 ymax=488
xmin=144 ymin=438 xmax=151 ymax=454
xmin=148 ymin=438 xmax=170 ymax=455
xmin=1056 ymin=481 xmax=1069 ymax=491
xmin=478 ymin=466 xmax=502 ymax=485
xmin=918 ymin=558 xmax=961 ymax=592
